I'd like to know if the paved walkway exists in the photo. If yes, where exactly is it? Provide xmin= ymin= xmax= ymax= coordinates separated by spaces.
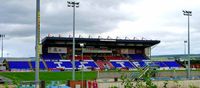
xmin=0 ymin=75 xmax=12 ymax=84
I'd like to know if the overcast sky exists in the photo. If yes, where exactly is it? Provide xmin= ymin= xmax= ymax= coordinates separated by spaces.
xmin=0 ymin=0 xmax=200 ymax=57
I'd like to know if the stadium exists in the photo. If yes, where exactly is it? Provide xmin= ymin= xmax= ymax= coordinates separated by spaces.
xmin=6 ymin=36 xmax=161 ymax=71
xmin=1 ymin=0 xmax=200 ymax=88
xmin=1 ymin=36 xmax=200 ymax=88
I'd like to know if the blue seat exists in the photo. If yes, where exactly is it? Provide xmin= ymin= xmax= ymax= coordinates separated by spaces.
xmin=110 ymin=61 xmax=135 ymax=68
xmin=46 ymin=61 xmax=58 ymax=68
xmin=138 ymin=61 xmax=147 ymax=67
xmin=61 ymin=61 xmax=72 ymax=68
xmin=110 ymin=62 xmax=122 ymax=68
xmin=163 ymin=61 xmax=181 ymax=67
xmin=123 ymin=61 xmax=135 ymax=68
xmin=31 ymin=61 xmax=46 ymax=69
xmin=154 ymin=61 xmax=166 ymax=67
xmin=75 ymin=61 xmax=81 ymax=68
xmin=83 ymin=61 xmax=98 ymax=68
xmin=44 ymin=60 xmax=99 ymax=69
xmin=8 ymin=61 xmax=30 ymax=69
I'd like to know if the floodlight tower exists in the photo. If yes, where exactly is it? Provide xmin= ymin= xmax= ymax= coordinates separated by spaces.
xmin=35 ymin=0 xmax=40 ymax=88
xmin=183 ymin=10 xmax=192 ymax=79
xmin=67 ymin=1 xmax=79 ymax=80
xmin=0 ymin=34 xmax=5 ymax=59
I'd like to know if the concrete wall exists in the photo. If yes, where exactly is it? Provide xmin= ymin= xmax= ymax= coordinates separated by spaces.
xmin=156 ymin=71 xmax=200 ymax=77
xmin=98 ymin=71 xmax=200 ymax=79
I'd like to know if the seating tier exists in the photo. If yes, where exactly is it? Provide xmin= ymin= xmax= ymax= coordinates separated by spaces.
xmin=8 ymin=61 xmax=30 ymax=69
xmin=110 ymin=60 xmax=135 ymax=69
xmin=31 ymin=61 xmax=46 ymax=69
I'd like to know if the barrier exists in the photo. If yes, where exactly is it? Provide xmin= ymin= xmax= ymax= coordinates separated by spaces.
xmin=69 ymin=80 xmax=86 ymax=88
xmin=87 ymin=80 xmax=98 ymax=88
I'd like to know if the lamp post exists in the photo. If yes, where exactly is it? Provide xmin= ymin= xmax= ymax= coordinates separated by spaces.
xmin=80 ymin=43 xmax=84 ymax=87
xmin=0 ymin=34 xmax=5 ymax=59
xmin=35 ymin=0 xmax=41 ymax=87
xmin=183 ymin=10 xmax=192 ymax=79
xmin=184 ymin=41 xmax=187 ymax=67
xmin=67 ymin=1 xmax=79 ymax=80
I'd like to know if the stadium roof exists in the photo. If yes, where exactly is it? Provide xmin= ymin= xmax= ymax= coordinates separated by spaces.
xmin=5 ymin=57 xmax=34 ymax=61
xmin=42 ymin=37 xmax=160 ymax=48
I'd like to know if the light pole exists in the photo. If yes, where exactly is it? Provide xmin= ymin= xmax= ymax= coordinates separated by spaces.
xmin=184 ymin=40 xmax=187 ymax=67
xmin=0 ymin=34 xmax=5 ymax=59
xmin=80 ymin=43 xmax=84 ymax=87
xmin=183 ymin=10 xmax=192 ymax=79
xmin=67 ymin=1 xmax=79 ymax=80
xmin=35 ymin=0 xmax=40 ymax=87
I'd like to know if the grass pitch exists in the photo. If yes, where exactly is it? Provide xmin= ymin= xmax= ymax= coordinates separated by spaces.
xmin=0 ymin=70 xmax=199 ymax=81
xmin=0 ymin=71 xmax=97 ymax=81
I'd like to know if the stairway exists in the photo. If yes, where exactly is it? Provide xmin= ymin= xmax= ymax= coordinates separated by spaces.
xmin=42 ymin=59 xmax=48 ymax=70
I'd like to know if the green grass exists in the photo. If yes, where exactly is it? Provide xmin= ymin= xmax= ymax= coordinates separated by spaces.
xmin=0 ymin=71 xmax=97 ymax=81
xmin=1 ymin=70 xmax=200 ymax=81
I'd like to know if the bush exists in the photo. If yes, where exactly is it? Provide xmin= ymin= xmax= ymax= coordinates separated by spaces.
xmin=120 ymin=66 xmax=157 ymax=88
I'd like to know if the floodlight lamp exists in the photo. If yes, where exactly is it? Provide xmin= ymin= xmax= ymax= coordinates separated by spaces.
xmin=71 ymin=2 xmax=75 ymax=4
xmin=77 ymin=2 xmax=79 ymax=5
xmin=184 ymin=41 xmax=187 ymax=43
xmin=188 ymin=11 xmax=191 ymax=14
xmin=80 ymin=43 xmax=84 ymax=47
xmin=0 ymin=34 xmax=5 ymax=37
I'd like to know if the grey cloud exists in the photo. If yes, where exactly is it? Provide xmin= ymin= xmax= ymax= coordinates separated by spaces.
xmin=0 ymin=23 xmax=35 ymax=38
xmin=0 ymin=0 xmax=35 ymax=24
xmin=0 ymin=0 xmax=36 ymax=38
xmin=2 ymin=0 xmax=200 ymax=57
xmin=1 ymin=0 xmax=137 ymax=57
xmin=40 ymin=0 xmax=133 ymax=35
xmin=1 ymin=0 xmax=132 ymax=38
xmin=84 ymin=0 xmax=132 ymax=8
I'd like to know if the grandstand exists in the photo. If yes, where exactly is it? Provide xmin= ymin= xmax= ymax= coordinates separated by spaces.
xmin=4 ymin=36 xmax=185 ymax=71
